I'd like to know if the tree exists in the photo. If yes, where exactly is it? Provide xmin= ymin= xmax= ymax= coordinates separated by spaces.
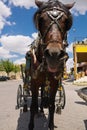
xmin=1 ymin=59 xmax=14 ymax=76
xmin=13 ymin=65 xmax=20 ymax=78
xmin=0 ymin=61 xmax=4 ymax=71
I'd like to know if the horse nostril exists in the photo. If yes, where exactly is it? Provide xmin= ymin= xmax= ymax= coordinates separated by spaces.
xmin=59 ymin=51 xmax=69 ymax=61
xmin=60 ymin=50 xmax=66 ymax=57
xmin=44 ymin=49 xmax=49 ymax=57
xmin=44 ymin=49 xmax=54 ymax=57
xmin=57 ymin=50 xmax=64 ymax=57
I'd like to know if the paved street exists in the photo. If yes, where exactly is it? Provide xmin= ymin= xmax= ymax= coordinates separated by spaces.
xmin=0 ymin=80 xmax=87 ymax=130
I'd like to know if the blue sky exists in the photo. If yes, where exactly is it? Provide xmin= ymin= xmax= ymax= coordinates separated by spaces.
xmin=0 ymin=0 xmax=87 ymax=72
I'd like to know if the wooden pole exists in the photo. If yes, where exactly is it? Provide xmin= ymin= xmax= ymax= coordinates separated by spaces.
xmin=73 ymin=45 xmax=77 ymax=80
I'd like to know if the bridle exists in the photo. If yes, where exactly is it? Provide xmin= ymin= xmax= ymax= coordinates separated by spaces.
xmin=38 ymin=6 xmax=68 ymax=44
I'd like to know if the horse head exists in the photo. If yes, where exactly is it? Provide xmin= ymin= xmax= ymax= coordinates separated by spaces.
xmin=34 ymin=0 xmax=75 ymax=73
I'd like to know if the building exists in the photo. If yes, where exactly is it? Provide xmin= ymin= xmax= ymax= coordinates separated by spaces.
xmin=73 ymin=40 xmax=87 ymax=80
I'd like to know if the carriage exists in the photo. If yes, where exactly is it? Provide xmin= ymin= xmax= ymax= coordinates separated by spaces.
xmin=16 ymin=61 xmax=66 ymax=114
xmin=16 ymin=0 xmax=74 ymax=130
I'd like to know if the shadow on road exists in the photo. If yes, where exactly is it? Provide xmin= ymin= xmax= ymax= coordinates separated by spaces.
xmin=16 ymin=109 xmax=49 ymax=130
xmin=64 ymin=79 xmax=74 ymax=83
xmin=84 ymin=120 xmax=87 ymax=130
xmin=75 ymin=101 xmax=87 ymax=106
xmin=16 ymin=109 xmax=30 ymax=130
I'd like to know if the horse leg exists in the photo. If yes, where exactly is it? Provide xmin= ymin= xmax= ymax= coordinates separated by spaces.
xmin=40 ymin=85 xmax=44 ymax=113
xmin=28 ymin=87 xmax=38 ymax=130
xmin=48 ymin=97 xmax=55 ymax=130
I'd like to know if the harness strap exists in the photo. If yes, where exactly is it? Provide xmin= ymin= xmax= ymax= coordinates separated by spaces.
xmin=32 ymin=48 xmax=37 ymax=64
xmin=47 ymin=11 xmax=64 ymax=33
xmin=41 ymin=9 xmax=64 ymax=41
xmin=42 ymin=21 xmax=54 ymax=40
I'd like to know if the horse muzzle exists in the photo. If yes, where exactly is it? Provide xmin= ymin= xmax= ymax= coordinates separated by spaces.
xmin=44 ymin=49 xmax=68 ymax=73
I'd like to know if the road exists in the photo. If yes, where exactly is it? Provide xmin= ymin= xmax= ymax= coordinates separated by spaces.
xmin=0 ymin=79 xmax=87 ymax=130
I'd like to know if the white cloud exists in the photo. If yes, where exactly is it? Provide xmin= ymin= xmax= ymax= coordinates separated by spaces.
xmin=32 ymin=32 xmax=38 ymax=39
xmin=0 ymin=46 xmax=17 ymax=59
xmin=83 ymin=38 xmax=87 ymax=42
xmin=0 ymin=35 xmax=34 ymax=55
xmin=0 ymin=34 xmax=37 ymax=62
xmin=8 ymin=0 xmax=48 ymax=9
xmin=9 ymin=0 xmax=36 ymax=9
xmin=66 ymin=58 xmax=74 ymax=72
xmin=0 ymin=1 xmax=12 ymax=31
xmin=61 ymin=0 xmax=87 ymax=15
xmin=0 ymin=1 xmax=11 ymax=16
xmin=66 ymin=43 xmax=73 ymax=54
xmin=14 ymin=58 xmax=25 ymax=65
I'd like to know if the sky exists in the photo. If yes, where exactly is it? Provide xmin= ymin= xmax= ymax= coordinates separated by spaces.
xmin=0 ymin=0 xmax=87 ymax=72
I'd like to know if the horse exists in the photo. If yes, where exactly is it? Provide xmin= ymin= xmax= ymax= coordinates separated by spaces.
xmin=27 ymin=0 xmax=74 ymax=130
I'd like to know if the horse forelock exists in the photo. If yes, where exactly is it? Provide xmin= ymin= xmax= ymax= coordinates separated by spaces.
xmin=34 ymin=0 xmax=72 ymax=29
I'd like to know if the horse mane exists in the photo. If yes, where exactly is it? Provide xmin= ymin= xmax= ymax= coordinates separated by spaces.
xmin=34 ymin=0 xmax=73 ymax=30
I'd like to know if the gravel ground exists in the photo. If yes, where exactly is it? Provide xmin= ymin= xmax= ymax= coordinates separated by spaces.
xmin=0 ymin=79 xmax=87 ymax=130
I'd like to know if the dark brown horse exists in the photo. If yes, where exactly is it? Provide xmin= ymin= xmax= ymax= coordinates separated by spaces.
xmin=28 ymin=0 xmax=74 ymax=130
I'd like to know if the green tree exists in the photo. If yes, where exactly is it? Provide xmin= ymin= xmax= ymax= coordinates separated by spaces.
xmin=1 ymin=59 xmax=14 ymax=76
xmin=0 ymin=61 xmax=4 ymax=71
xmin=13 ymin=65 xmax=20 ymax=78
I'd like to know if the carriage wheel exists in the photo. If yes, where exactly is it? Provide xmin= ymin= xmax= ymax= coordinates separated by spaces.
xmin=60 ymin=85 xmax=66 ymax=109
xmin=55 ymin=85 xmax=66 ymax=114
xmin=17 ymin=84 xmax=23 ymax=108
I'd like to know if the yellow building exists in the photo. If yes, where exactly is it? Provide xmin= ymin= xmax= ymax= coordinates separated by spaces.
xmin=73 ymin=40 xmax=87 ymax=79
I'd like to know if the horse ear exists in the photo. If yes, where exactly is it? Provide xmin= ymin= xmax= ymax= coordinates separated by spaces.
xmin=35 ymin=0 xmax=44 ymax=8
xmin=65 ymin=2 xmax=75 ymax=10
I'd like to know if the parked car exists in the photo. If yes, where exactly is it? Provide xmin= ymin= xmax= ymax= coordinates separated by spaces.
xmin=0 ymin=76 xmax=10 ymax=81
